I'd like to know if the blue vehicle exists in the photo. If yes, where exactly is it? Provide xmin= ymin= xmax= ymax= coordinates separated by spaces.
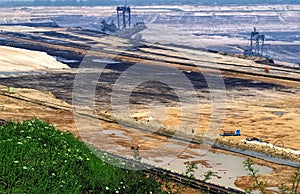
xmin=219 ymin=129 xmax=241 ymax=136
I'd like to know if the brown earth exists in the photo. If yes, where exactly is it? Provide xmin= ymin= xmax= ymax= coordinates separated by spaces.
xmin=0 ymin=85 xmax=77 ymax=136
xmin=2 ymin=25 xmax=297 ymax=151
xmin=235 ymin=157 xmax=298 ymax=192
xmin=1 ymin=84 xmax=298 ymax=192
xmin=0 ymin=19 xmax=299 ymax=193
xmin=0 ymin=84 xmax=204 ymax=193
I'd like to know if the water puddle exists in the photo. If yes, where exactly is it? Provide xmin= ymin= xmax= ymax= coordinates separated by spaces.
xmin=92 ymin=59 xmax=120 ymax=64
xmin=143 ymin=149 xmax=273 ymax=190
xmin=266 ymin=105 xmax=280 ymax=109
xmin=142 ymin=136 xmax=158 ymax=141
xmin=55 ymin=56 xmax=79 ymax=63
xmin=104 ymin=130 xmax=274 ymax=190
xmin=102 ymin=129 xmax=132 ymax=141
xmin=155 ymin=72 xmax=179 ymax=75
xmin=0 ymin=71 xmax=46 ymax=78
xmin=273 ymin=111 xmax=285 ymax=116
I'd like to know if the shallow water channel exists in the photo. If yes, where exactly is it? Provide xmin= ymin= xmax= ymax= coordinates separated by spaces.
xmin=144 ymin=146 xmax=272 ymax=189
xmin=148 ymin=151 xmax=272 ymax=189
xmin=100 ymin=129 xmax=273 ymax=190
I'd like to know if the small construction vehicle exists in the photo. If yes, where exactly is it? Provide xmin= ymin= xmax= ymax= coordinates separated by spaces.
xmin=219 ymin=129 xmax=241 ymax=136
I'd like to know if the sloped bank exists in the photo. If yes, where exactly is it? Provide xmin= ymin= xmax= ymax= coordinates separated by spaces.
xmin=0 ymin=119 xmax=166 ymax=193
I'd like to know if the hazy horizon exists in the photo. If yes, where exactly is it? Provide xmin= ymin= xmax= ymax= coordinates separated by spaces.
xmin=0 ymin=0 xmax=299 ymax=7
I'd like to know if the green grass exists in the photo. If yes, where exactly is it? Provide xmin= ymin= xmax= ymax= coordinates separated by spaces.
xmin=0 ymin=119 xmax=165 ymax=194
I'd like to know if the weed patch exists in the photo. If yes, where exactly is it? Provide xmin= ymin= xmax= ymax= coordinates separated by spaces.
xmin=0 ymin=119 xmax=165 ymax=193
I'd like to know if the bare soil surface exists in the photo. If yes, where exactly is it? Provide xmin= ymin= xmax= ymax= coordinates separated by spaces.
xmin=0 ymin=68 xmax=298 ymax=191
xmin=0 ymin=85 xmax=76 ymax=136
xmin=0 ymin=45 xmax=69 ymax=72
xmin=0 ymin=84 xmax=297 ymax=191
xmin=0 ymin=14 xmax=299 ymax=191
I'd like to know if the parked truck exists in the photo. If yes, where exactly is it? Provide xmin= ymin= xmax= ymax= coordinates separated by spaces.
xmin=219 ymin=129 xmax=241 ymax=136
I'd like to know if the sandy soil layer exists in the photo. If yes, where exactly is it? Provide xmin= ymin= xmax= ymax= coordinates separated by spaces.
xmin=1 ymin=86 xmax=292 ymax=191
xmin=0 ymin=85 xmax=76 ymax=135
xmin=130 ymin=87 xmax=300 ymax=150
xmin=0 ymin=77 xmax=298 ymax=191
xmin=0 ymin=45 xmax=69 ymax=72
xmin=0 ymin=24 xmax=298 ymax=154
xmin=0 ymin=6 xmax=299 ymax=191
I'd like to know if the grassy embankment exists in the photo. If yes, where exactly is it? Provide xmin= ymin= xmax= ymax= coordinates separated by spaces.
xmin=0 ymin=119 xmax=166 ymax=193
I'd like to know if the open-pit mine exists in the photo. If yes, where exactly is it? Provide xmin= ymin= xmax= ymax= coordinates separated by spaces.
xmin=0 ymin=5 xmax=299 ymax=193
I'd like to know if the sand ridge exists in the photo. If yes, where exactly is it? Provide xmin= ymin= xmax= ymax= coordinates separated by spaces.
xmin=0 ymin=45 xmax=69 ymax=72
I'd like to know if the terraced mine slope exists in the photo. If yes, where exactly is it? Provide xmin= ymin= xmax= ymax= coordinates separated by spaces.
xmin=0 ymin=22 xmax=299 ymax=190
